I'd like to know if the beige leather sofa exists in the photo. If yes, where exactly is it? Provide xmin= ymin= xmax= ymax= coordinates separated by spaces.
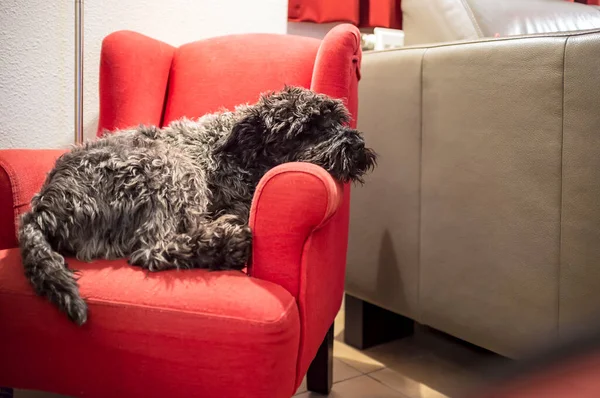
xmin=402 ymin=0 xmax=600 ymax=46
xmin=345 ymin=0 xmax=600 ymax=358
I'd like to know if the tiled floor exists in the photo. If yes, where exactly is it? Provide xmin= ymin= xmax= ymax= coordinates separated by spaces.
xmin=292 ymin=304 xmax=509 ymax=398
xmin=14 ymin=301 xmax=509 ymax=398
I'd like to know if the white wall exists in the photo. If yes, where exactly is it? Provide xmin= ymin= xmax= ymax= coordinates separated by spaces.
xmin=0 ymin=0 xmax=287 ymax=149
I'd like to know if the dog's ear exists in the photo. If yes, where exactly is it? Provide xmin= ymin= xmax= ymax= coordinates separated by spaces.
xmin=259 ymin=86 xmax=350 ymax=138
xmin=214 ymin=110 xmax=265 ymax=163
xmin=298 ymin=125 xmax=377 ymax=184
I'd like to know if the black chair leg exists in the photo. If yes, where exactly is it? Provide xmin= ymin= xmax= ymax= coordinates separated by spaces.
xmin=0 ymin=387 xmax=13 ymax=398
xmin=306 ymin=324 xmax=334 ymax=395
xmin=344 ymin=293 xmax=414 ymax=350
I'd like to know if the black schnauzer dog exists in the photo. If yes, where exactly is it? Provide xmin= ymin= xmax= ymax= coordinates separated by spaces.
xmin=19 ymin=86 xmax=377 ymax=325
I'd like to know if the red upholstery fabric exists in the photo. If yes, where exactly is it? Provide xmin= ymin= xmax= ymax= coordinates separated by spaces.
xmin=0 ymin=150 xmax=66 ymax=250
xmin=98 ymin=31 xmax=175 ymax=134
xmin=0 ymin=24 xmax=362 ymax=397
xmin=249 ymin=163 xmax=344 ymax=384
xmin=163 ymin=34 xmax=320 ymax=123
xmin=288 ymin=0 xmax=402 ymax=29
xmin=0 ymin=249 xmax=299 ymax=398
xmin=304 ymin=23 xmax=361 ymax=383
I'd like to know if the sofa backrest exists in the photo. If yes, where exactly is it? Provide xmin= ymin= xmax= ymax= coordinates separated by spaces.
xmin=402 ymin=0 xmax=600 ymax=45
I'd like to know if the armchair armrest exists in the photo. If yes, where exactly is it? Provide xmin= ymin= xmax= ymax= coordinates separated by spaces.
xmin=249 ymin=162 xmax=348 ymax=386
xmin=0 ymin=149 xmax=66 ymax=249
xmin=249 ymin=162 xmax=343 ymax=295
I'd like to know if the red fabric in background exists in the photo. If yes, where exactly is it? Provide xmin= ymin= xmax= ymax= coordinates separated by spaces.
xmin=568 ymin=0 xmax=600 ymax=4
xmin=0 ymin=25 xmax=362 ymax=398
xmin=288 ymin=0 xmax=402 ymax=29
xmin=359 ymin=0 xmax=403 ymax=29
xmin=289 ymin=0 xmax=600 ymax=28
xmin=289 ymin=0 xmax=360 ymax=24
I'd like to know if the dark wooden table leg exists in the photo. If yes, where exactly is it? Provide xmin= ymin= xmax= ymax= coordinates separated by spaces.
xmin=0 ymin=387 xmax=13 ymax=398
xmin=307 ymin=324 xmax=334 ymax=395
xmin=344 ymin=293 xmax=414 ymax=350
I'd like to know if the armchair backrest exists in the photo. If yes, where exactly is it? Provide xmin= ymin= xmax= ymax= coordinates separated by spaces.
xmin=98 ymin=26 xmax=362 ymax=132
xmin=162 ymin=34 xmax=319 ymax=124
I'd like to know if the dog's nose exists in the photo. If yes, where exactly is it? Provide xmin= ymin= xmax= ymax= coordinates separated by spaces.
xmin=347 ymin=139 xmax=365 ymax=154
xmin=355 ymin=144 xmax=377 ymax=171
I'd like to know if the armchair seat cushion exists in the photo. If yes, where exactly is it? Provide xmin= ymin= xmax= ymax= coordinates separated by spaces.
xmin=0 ymin=248 xmax=300 ymax=398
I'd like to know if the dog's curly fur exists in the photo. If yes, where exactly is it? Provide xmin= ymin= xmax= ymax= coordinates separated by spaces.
xmin=19 ymin=86 xmax=377 ymax=325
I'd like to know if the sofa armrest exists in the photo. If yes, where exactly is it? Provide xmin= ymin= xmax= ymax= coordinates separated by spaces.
xmin=249 ymin=162 xmax=347 ymax=386
xmin=0 ymin=149 xmax=66 ymax=249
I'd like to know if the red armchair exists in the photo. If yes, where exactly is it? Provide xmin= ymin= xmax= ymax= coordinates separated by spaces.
xmin=0 ymin=25 xmax=362 ymax=398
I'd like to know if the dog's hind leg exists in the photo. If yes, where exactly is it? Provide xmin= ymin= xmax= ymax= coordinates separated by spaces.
xmin=128 ymin=215 xmax=252 ymax=272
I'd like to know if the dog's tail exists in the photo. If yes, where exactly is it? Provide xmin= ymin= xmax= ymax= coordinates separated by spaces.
xmin=19 ymin=211 xmax=88 ymax=325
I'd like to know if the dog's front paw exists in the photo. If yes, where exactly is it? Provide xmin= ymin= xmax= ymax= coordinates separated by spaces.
xmin=223 ymin=225 xmax=252 ymax=270
xmin=205 ymin=224 xmax=252 ymax=271
xmin=128 ymin=249 xmax=168 ymax=272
